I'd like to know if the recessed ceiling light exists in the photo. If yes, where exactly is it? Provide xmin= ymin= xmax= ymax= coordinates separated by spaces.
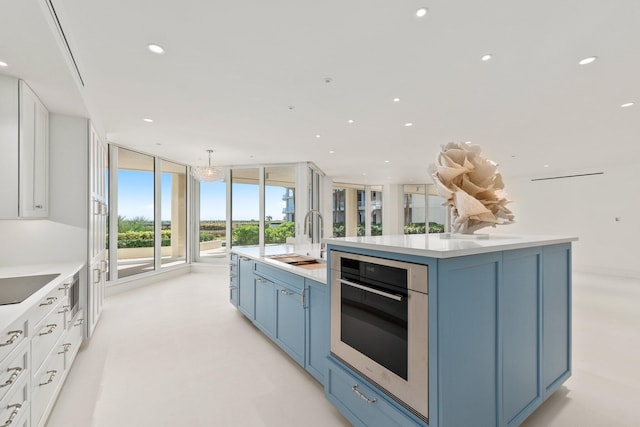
xmin=404 ymin=122 xmax=414 ymax=127
xmin=0 ymin=60 xmax=7 ymax=67
xmin=416 ymin=8 xmax=428 ymax=18
xmin=143 ymin=118 xmax=153 ymax=123
xmin=393 ymin=97 xmax=400 ymax=103
xmin=347 ymin=119 xmax=354 ymax=124
xmin=315 ymin=134 xmax=321 ymax=138
xmin=147 ymin=44 xmax=165 ymax=54
xmin=362 ymin=173 xmax=367 ymax=176
xmin=329 ymin=150 xmax=335 ymax=154
xmin=481 ymin=54 xmax=492 ymax=61
xmin=384 ymin=160 xmax=390 ymax=163
xmin=621 ymin=102 xmax=634 ymax=108
xmin=543 ymin=164 xmax=550 ymax=168
xmin=579 ymin=56 xmax=597 ymax=65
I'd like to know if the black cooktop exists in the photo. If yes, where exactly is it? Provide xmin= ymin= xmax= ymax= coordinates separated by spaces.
xmin=0 ymin=273 xmax=60 ymax=306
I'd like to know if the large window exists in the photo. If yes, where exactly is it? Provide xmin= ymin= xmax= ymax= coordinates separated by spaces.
xmin=161 ymin=160 xmax=187 ymax=267
xmin=264 ymin=166 xmax=295 ymax=245
xmin=231 ymin=168 xmax=260 ymax=247
xmin=370 ymin=185 xmax=382 ymax=236
xmin=332 ymin=184 xmax=365 ymax=237
xmin=404 ymin=184 xmax=427 ymax=234
xmin=116 ymin=148 xmax=155 ymax=278
xmin=427 ymin=184 xmax=446 ymax=233
xmin=198 ymin=180 xmax=227 ymax=260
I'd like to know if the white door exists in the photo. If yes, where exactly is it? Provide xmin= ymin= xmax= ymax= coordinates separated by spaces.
xmin=87 ymin=123 xmax=107 ymax=337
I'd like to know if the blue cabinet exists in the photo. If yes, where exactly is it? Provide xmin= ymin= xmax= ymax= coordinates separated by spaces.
xmin=254 ymin=274 xmax=275 ymax=337
xmin=237 ymin=256 xmax=255 ymax=318
xmin=305 ymin=279 xmax=329 ymax=383
xmin=229 ymin=253 xmax=239 ymax=307
xmin=275 ymin=283 xmax=305 ymax=366
xmin=542 ymin=244 xmax=572 ymax=397
xmin=230 ymin=253 xmax=330 ymax=386
xmin=503 ymin=247 xmax=543 ymax=425
xmin=326 ymin=357 xmax=423 ymax=427
xmin=326 ymin=242 xmax=572 ymax=427
xmin=437 ymin=252 xmax=501 ymax=427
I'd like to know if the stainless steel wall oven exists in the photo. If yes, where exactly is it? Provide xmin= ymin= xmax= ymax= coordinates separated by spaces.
xmin=330 ymin=250 xmax=429 ymax=422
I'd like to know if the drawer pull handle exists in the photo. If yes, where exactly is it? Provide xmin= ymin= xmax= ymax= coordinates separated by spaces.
xmin=280 ymin=289 xmax=294 ymax=296
xmin=74 ymin=319 xmax=85 ymax=327
xmin=0 ymin=331 xmax=22 ymax=347
xmin=352 ymin=384 xmax=377 ymax=404
xmin=39 ymin=324 xmax=57 ymax=336
xmin=39 ymin=296 xmax=58 ymax=307
xmin=58 ymin=305 xmax=71 ymax=314
xmin=0 ymin=367 xmax=23 ymax=388
xmin=229 ymin=273 xmax=237 ymax=278
xmin=229 ymin=285 xmax=237 ymax=290
xmin=2 ymin=403 xmax=22 ymax=426
xmin=39 ymin=370 xmax=57 ymax=386
xmin=256 ymin=277 xmax=268 ymax=284
xmin=58 ymin=343 xmax=72 ymax=354
xmin=58 ymin=283 xmax=71 ymax=291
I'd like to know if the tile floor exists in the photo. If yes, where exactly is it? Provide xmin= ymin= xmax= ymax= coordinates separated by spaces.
xmin=47 ymin=267 xmax=640 ymax=427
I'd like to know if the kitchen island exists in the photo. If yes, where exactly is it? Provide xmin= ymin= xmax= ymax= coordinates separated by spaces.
xmin=230 ymin=234 xmax=576 ymax=427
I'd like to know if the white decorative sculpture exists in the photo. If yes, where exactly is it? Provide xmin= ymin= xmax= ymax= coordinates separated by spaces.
xmin=429 ymin=142 xmax=515 ymax=234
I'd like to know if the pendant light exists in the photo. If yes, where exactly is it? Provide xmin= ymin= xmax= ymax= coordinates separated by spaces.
xmin=191 ymin=149 xmax=224 ymax=182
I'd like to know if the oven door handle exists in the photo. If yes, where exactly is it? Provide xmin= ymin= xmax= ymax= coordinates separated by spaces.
xmin=338 ymin=279 xmax=404 ymax=301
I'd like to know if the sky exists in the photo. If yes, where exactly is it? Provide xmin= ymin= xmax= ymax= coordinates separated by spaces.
xmin=117 ymin=171 xmax=288 ymax=222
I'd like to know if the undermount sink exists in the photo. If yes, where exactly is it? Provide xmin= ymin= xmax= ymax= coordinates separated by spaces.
xmin=266 ymin=254 xmax=326 ymax=269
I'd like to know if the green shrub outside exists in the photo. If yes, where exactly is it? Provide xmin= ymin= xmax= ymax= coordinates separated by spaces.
xmin=232 ymin=221 xmax=295 ymax=246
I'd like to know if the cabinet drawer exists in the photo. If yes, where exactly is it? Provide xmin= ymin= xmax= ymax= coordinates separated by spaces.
xmin=326 ymin=358 xmax=423 ymax=427
xmin=0 ymin=340 xmax=28 ymax=404
xmin=0 ymin=371 xmax=29 ymax=427
xmin=31 ymin=350 xmax=64 ymax=427
xmin=0 ymin=317 xmax=28 ymax=364
xmin=31 ymin=302 xmax=66 ymax=373
xmin=254 ymin=262 xmax=304 ymax=291
xmin=62 ymin=311 xmax=84 ymax=369
xmin=29 ymin=283 xmax=66 ymax=328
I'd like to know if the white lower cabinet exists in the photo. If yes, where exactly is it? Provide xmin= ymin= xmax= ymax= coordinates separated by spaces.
xmin=31 ymin=346 xmax=65 ymax=427
xmin=0 ymin=372 xmax=30 ymax=427
xmin=0 ymin=266 xmax=85 ymax=427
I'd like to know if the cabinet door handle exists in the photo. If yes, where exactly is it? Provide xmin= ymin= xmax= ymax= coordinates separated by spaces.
xmin=280 ymin=289 xmax=293 ymax=296
xmin=58 ymin=283 xmax=71 ymax=291
xmin=39 ymin=296 xmax=58 ymax=306
xmin=74 ymin=318 xmax=85 ymax=327
xmin=94 ymin=268 xmax=102 ymax=284
xmin=35 ymin=204 xmax=43 ymax=209
xmin=352 ymin=384 xmax=377 ymax=404
xmin=256 ymin=277 xmax=268 ymax=284
xmin=0 ymin=330 xmax=22 ymax=347
xmin=2 ymin=403 xmax=22 ymax=426
xmin=39 ymin=370 xmax=57 ymax=386
xmin=58 ymin=343 xmax=72 ymax=354
xmin=229 ymin=285 xmax=238 ymax=290
xmin=39 ymin=324 xmax=57 ymax=336
xmin=302 ymin=289 xmax=307 ymax=309
xmin=0 ymin=367 xmax=23 ymax=388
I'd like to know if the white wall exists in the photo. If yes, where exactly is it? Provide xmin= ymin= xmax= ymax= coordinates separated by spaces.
xmin=0 ymin=220 xmax=86 ymax=267
xmin=495 ymin=166 xmax=640 ymax=278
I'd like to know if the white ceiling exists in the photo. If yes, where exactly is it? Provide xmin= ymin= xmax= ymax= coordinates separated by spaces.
xmin=1 ymin=0 xmax=639 ymax=185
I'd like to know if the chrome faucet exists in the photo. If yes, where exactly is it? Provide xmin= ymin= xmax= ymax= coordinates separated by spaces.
xmin=303 ymin=209 xmax=325 ymax=258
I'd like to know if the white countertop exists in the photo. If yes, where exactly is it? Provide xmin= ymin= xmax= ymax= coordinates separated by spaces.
xmin=323 ymin=234 xmax=578 ymax=259
xmin=0 ymin=261 xmax=85 ymax=329
xmin=231 ymin=245 xmax=327 ymax=284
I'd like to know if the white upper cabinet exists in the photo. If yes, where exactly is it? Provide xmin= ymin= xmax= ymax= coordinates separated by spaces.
xmin=0 ymin=75 xmax=50 ymax=219
xmin=19 ymin=80 xmax=49 ymax=218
